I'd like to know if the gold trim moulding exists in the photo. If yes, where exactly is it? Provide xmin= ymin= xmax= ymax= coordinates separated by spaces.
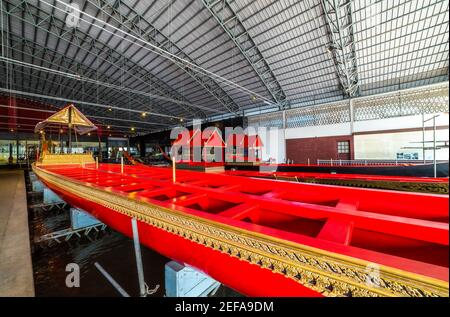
xmin=32 ymin=164 xmax=449 ymax=297
xmin=38 ymin=153 xmax=95 ymax=165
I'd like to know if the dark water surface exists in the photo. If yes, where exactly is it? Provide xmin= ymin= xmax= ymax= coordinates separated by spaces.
xmin=30 ymin=208 xmax=169 ymax=297
xmin=28 ymin=200 xmax=240 ymax=297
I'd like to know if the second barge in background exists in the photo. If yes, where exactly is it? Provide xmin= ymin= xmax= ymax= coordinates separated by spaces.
xmin=225 ymin=161 xmax=449 ymax=177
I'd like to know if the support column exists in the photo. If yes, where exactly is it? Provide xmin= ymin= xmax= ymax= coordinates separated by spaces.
xmin=422 ymin=113 xmax=426 ymax=163
xmin=433 ymin=116 xmax=436 ymax=178
xmin=140 ymin=139 xmax=146 ymax=158
xmin=16 ymin=138 xmax=19 ymax=164
xmin=282 ymin=110 xmax=287 ymax=163
xmin=349 ymin=99 xmax=355 ymax=160
xmin=98 ymin=138 xmax=102 ymax=162
xmin=8 ymin=143 xmax=13 ymax=164
xmin=105 ymin=137 xmax=109 ymax=159
xmin=349 ymin=99 xmax=354 ymax=135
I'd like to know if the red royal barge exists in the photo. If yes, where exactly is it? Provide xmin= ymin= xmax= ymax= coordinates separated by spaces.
xmin=32 ymin=105 xmax=449 ymax=297
xmin=33 ymin=155 xmax=449 ymax=297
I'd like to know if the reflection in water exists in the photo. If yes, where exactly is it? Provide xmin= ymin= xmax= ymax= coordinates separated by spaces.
xmin=32 ymin=226 xmax=168 ymax=297
xmin=30 ymin=208 xmax=240 ymax=297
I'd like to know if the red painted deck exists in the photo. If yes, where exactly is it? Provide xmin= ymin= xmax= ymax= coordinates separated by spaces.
xmin=35 ymin=163 xmax=449 ymax=296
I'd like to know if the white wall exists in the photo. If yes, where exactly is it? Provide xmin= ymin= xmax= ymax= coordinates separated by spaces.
xmin=284 ymin=122 xmax=351 ymax=139
xmin=354 ymin=129 xmax=449 ymax=160
xmin=353 ymin=114 xmax=449 ymax=133
xmin=353 ymin=113 xmax=449 ymax=160
xmin=276 ymin=123 xmax=352 ymax=163
xmin=252 ymin=113 xmax=449 ymax=162
xmin=250 ymin=127 xmax=286 ymax=163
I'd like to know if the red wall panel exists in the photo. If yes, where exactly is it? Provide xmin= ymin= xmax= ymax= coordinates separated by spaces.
xmin=286 ymin=135 xmax=354 ymax=164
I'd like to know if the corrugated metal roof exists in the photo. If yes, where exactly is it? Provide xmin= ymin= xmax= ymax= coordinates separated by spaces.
xmin=0 ymin=0 xmax=448 ymax=133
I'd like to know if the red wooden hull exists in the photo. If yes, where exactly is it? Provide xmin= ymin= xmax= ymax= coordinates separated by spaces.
xmin=45 ymin=183 xmax=321 ymax=297
xmin=33 ymin=163 xmax=449 ymax=297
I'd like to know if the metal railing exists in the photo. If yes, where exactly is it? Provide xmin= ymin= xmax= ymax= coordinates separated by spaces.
xmin=316 ymin=159 xmax=436 ymax=166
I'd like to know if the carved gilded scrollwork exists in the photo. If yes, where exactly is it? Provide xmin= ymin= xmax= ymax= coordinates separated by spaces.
xmin=33 ymin=165 xmax=449 ymax=297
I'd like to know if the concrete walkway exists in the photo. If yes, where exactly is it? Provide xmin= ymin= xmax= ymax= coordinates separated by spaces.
xmin=0 ymin=170 xmax=35 ymax=297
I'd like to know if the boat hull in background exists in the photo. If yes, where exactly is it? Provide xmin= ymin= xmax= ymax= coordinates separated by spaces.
xmin=226 ymin=162 xmax=449 ymax=177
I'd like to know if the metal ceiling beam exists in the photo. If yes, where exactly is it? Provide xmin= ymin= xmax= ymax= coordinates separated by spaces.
xmin=91 ymin=0 xmax=241 ymax=115
xmin=68 ymin=0 xmax=207 ymax=119
xmin=0 ymin=87 xmax=174 ymax=127
xmin=202 ymin=0 xmax=289 ymax=110
xmin=4 ymin=0 xmax=208 ymax=118
xmin=4 ymin=33 xmax=184 ymax=123
xmin=0 ymin=103 xmax=169 ymax=133
xmin=320 ymin=0 xmax=359 ymax=97
xmin=0 ymin=113 xmax=151 ymax=135
xmin=5 ymin=0 xmax=171 ymax=118
xmin=0 ymin=59 xmax=182 ymax=131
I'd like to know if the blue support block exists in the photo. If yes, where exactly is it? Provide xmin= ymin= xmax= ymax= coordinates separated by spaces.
xmin=31 ymin=179 xmax=44 ymax=192
xmin=43 ymin=188 xmax=64 ymax=204
xmin=70 ymin=208 xmax=102 ymax=230
xmin=165 ymin=261 xmax=220 ymax=297
xmin=30 ymin=173 xmax=64 ymax=203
